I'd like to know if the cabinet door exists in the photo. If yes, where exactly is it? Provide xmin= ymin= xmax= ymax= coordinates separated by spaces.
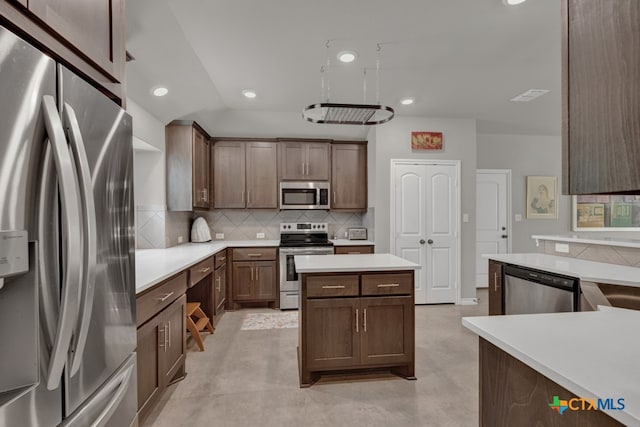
xmin=192 ymin=129 xmax=210 ymax=209
xmin=305 ymin=143 xmax=330 ymax=181
xmin=232 ymin=262 xmax=254 ymax=300
xmin=488 ymin=260 xmax=503 ymax=315
xmin=305 ymin=298 xmax=361 ymax=370
xmin=360 ymin=296 xmax=414 ymax=366
xmin=136 ymin=314 xmax=163 ymax=421
xmin=28 ymin=0 xmax=124 ymax=82
xmin=563 ymin=0 xmax=640 ymax=194
xmin=246 ymin=142 xmax=278 ymax=208
xmin=161 ymin=295 xmax=186 ymax=387
xmin=331 ymin=144 xmax=367 ymax=211
xmin=213 ymin=142 xmax=246 ymax=208
xmin=279 ymin=142 xmax=306 ymax=180
xmin=334 ymin=246 xmax=374 ymax=255
xmin=254 ymin=261 xmax=276 ymax=300
xmin=214 ymin=263 xmax=227 ymax=314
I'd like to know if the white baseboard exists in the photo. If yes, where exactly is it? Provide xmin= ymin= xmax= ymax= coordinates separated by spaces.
xmin=458 ymin=297 xmax=478 ymax=305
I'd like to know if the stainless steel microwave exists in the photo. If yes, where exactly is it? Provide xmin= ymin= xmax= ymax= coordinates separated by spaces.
xmin=279 ymin=181 xmax=330 ymax=210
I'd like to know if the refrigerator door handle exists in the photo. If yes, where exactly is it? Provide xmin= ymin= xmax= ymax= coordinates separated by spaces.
xmin=41 ymin=95 xmax=83 ymax=390
xmin=63 ymin=103 xmax=98 ymax=377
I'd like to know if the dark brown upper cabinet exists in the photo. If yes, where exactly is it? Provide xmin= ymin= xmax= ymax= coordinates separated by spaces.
xmin=166 ymin=121 xmax=211 ymax=211
xmin=278 ymin=140 xmax=331 ymax=181
xmin=0 ymin=0 xmax=126 ymax=102
xmin=212 ymin=139 xmax=278 ymax=209
xmin=331 ymin=142 xmax=367 ymax=211
xmin=562 ymin=0 xmax=640 ymax=194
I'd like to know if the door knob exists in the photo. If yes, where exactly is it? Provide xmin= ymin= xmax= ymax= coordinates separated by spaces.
xmin=427 ymin=239 xmax=434 ymax=244
xmin=501 ymin=226 xmax=506 ymax=231
xmin=419 ymin=239 xmax=426 ymax=244
xmin=501 ymin=235 xmax=508 ymax=239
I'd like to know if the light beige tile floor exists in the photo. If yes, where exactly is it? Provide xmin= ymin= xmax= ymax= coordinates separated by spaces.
xmin=143 ymin=290 xmax=488 ymax=427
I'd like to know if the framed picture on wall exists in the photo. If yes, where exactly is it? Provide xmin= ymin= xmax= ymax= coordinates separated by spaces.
xmin=411 ymin=131 xmax=443 ymax=150
xmin=572 ymin=195 xmax=640 ymax=231
xmin=526 ymin=176 xmax=558 ymax=219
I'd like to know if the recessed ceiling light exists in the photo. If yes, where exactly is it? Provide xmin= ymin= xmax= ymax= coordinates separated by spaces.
xmin=400 ymin=98 xmax=415 ymax=105
xmin=151 ymin=86 xmax=168 ymax=97
xmin=242 ymin=89 xmax=257 ymax=99
xmin=337 ymin=51 xmax=358 ymax=63
xmin=503 ymin=0 xmax=527 ymax=5
xmin=510 ymin=89 xmax=550 ymax=102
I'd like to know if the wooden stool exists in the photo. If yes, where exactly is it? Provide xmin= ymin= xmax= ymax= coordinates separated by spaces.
xmin=186 ymin=302 xmax=214 ymax=351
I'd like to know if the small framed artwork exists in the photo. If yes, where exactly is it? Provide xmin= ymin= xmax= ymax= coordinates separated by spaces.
xmin=526 ymin=176 xmax=558 ymax=219
xmin=572 ymin=194 xmax=640 ymax=231
xmin=411 ymin=131 xmax=443 ymax=150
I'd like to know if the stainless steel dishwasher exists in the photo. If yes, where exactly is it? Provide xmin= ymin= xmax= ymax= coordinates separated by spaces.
xmin=503 ymin=265 xmax=580 ymax=314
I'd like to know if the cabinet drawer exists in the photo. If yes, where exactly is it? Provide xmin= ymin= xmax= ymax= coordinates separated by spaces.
xmin=361 ymin=273 xmax=413 ymax=296
xmin=137 ymin=272 xmax=187 ymax=327
xmin=334 ymin=246 xmax=374 ymax=255
xmin=306 ymin=275 xmax=359 ymax=298
xmin=189 ymin=257 xmax=214 ymax=287
xmin=214 ymin=250 xmax=227 ymax=268
xmin=232 ymin=247 xmax=277 ymax=261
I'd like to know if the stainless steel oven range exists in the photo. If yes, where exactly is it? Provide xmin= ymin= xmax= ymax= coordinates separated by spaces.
xmin=279 ymin=222 xmax=334 ymax=309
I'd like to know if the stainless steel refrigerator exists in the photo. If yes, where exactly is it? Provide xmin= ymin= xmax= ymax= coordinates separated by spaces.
xmin=0 ymin=24 xmax=137 ymax=426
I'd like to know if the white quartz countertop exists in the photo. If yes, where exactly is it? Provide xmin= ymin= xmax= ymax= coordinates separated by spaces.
xmin=532 ymin=234 xmax=640 ymax=249
xmin=294 ymin=253 xmax=420 ymax=273
xmin=485 ymin=253 xmax=640 ymax=287
xmin=329 ymin=239 xmax=375 ymax=246
xmin=135 ymin=240 xmax=280 ymax=294
xmin=463 ymin=308 xmax=640 ymax=426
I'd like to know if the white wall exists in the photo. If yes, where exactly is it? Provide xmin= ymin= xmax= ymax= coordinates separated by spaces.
xmin=368 ymin=116 xmax=478 ymax=300
xmin=477 ymin=134 xmax=571 ymax=252
xmin=127 ymin=99 xmax=166 ymax=207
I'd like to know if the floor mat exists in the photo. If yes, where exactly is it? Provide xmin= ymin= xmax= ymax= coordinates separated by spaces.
xmin=240 ymin=312 xmax=299 ymax=330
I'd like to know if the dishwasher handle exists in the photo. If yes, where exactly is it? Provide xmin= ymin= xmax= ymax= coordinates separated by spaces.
xmin=503 ymin=265 xmax=578 ymax=292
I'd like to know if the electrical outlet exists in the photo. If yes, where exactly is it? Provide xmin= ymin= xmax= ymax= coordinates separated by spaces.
xmin=344 ymin=231 xmax=348 ymax=238
xmin=462 ymin=213 xmax=469 ymax=223
xmin=215 ymin=233 xmax=224 ymax=239
xmin=555 ymin=243 xmax=570 ymax=253
xmin=515 ymin=214 xmax=522 ymax=222
xmin=256 ymin=232 xmax=265 ymax=239
xmin=177 ymin=236 xmax=183 ymax=244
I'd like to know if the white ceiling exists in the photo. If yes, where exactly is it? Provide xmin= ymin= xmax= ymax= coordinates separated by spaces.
xmin=126 ymin=0 xmax=561 ymax=139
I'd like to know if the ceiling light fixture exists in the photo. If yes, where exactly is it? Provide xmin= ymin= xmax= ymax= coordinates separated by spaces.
xmin=303 ymin=41 xmax=394 ymax=125
xmin=400 ymin=98 xmax=415 ymax=105
xmin=337 ymin=50 xmax=358 ymax=63
xmin=242 ymin=89 xmax=257 ymax=99
xmin=151 ymin=86 xmax=168 ymax=97
xmin=503 ymin=0 xmax=527 ymax=5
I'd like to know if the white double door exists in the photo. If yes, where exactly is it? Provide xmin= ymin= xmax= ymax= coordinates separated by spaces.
xmin=392 ymin=161 xmax=459 ymax=304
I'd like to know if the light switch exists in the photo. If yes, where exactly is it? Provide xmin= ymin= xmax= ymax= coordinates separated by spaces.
xmin=177 ymin=236 xmax=183 ymax=244
xmin=256 ymin=232 xmax=265 ymax=239
xmin=462 ymin=213 xmax=469 ymax=223
xmin=515 ymin=214 xmax=522 ymax=222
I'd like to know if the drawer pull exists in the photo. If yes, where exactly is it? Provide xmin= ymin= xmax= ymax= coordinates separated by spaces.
xmin=322 ymin=285 xmax=345 ymax=289
xmin=218 ymin=257 xmax=226 ymax=263
xmin=199 ymin=267 xmax=211 ymax=273
xmin=247 ymin=253 xmax=263 ymax=257
xmin=347 ymin=252 xmax=361 ymax=254
xmin=157 ymin=292 xmax=174 ymax=302
xmin=355 ymin=308 xmax=359 ymax=333
xmin=363 ymin=308 xmax=367 ymax=332
xmin=377 ymin=283 xmax=400 ymax=288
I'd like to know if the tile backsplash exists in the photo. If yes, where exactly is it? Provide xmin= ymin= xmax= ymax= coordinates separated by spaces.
xmin=136 ymin=207 xmax=368 ymax=248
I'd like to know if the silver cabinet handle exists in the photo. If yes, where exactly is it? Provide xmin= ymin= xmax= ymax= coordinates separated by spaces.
xmin=199 ymin=266 xmax=211 ymax=273
xmin=247 ymin=191 xmax=251 ymax=205
xmin=158 ymin=292 xmax=174 ymax=302
xmin=242 ymin=190 xmax=245 ymax=204
xmin=63 ymin=103 xmax=99 ymax=378
xmin=158 ymin=326 xmax=166 ymax=349
xmin=167 ymin=320 xmax=171 ymax=348
xmin=333 ymin=191 xmax=336 ymax=204
xmin=347 ymin=252 xmax=361 ymax=254
xmin=494 ymin=272 xmax=498 ymax=292
xmin=355 ymin=308 xmax=359 ymax=333
xmin=42 ymin=95 xmax=83 ymax=391
xmin=322 ymin=285 xmax=345 ymax=289
xmin=218 ymin=257 xmax=226 ymax=263
xmin=164 ymin=323 xmax=168 ymax=352
xmin=377 ymin=283 xmax=400 ymax=288
xmin=216 ymin=276 xmax=221 ymax=292
xmin=247 ymin=253 xmax=262 ymax=257
xmin=363 ymin=308 xmax=367 ymax=332
xmin=250 ymin=267 xmax=254 ymax=281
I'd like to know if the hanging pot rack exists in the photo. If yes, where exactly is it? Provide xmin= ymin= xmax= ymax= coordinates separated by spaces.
xmin=302 ymin=41 xmax=394 ymax=125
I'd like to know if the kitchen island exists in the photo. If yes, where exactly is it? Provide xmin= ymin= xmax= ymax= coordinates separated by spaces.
xmin=463 ymin=309 xmax=639 ymax=426
xmin=294 ymin=254 xmax=420 ymax=387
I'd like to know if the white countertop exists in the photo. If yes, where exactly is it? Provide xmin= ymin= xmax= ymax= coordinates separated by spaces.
xmin=485 ymin=253 xmax=640 ymax=287
xmin=294 ymin=253 xmax=420 ymax=273
xmin=330 ymin=239 xmax=375 ymax=246
xmin=135 ymin=240 xmax=279 ymax=294
xmin=463 ymin=308 xmax=640 ymax=426
xmin=532 ymin=234 xmax=640 ymax=249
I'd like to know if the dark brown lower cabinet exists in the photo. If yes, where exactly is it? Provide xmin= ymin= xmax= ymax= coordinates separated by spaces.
xmin=488 ymin=260 xmax=503 ymax=315
xmin=137 ymin=294 xmax=186 ymax=423
xmin=231 ymin=259 xmax=277 ymax=307
xmin=300 ymin=271 xmax=415 ymax=387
